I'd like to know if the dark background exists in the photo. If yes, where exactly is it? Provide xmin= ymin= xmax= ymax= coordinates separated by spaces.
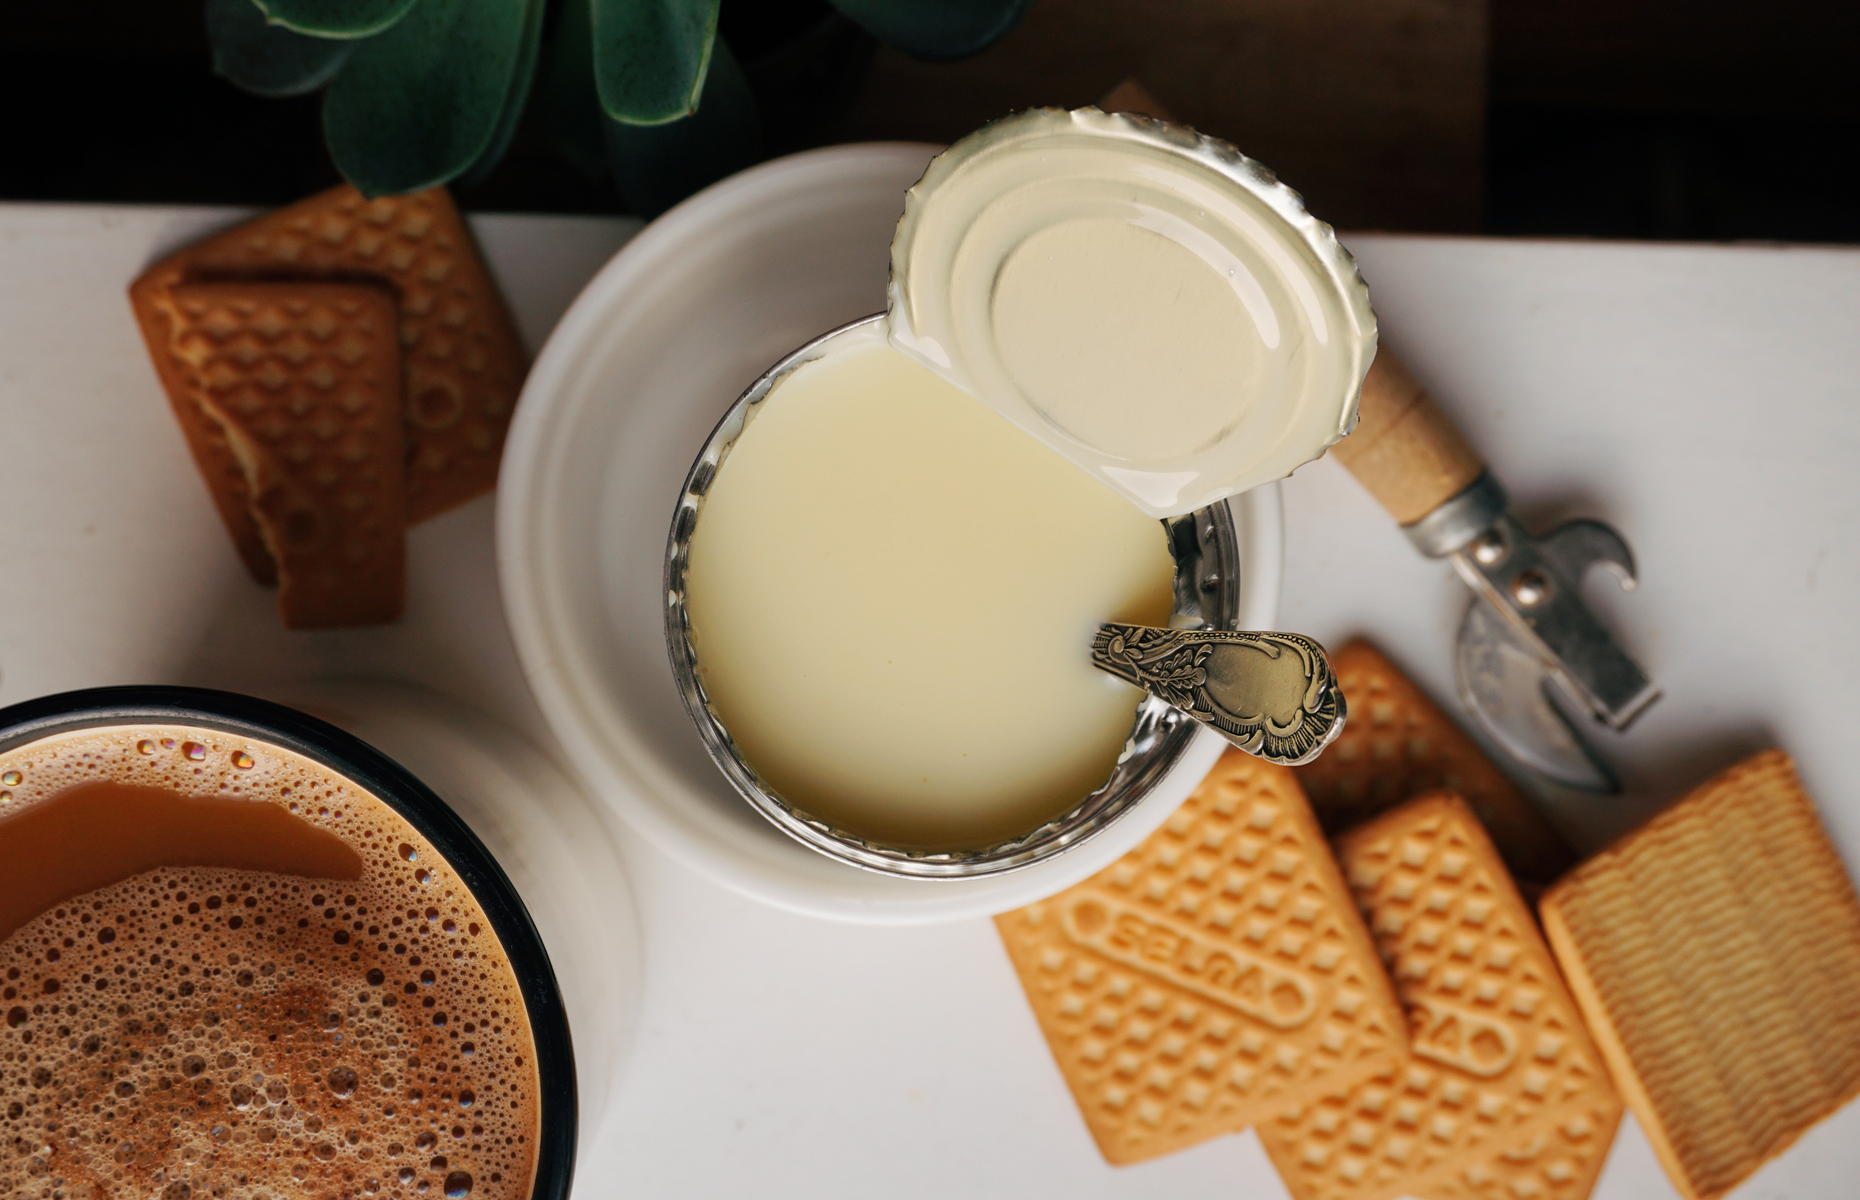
xmin=6 ymin=0 xmax=1856 ymax=242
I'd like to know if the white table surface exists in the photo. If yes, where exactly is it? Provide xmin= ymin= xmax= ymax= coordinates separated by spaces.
xmin=2 ymin=201 xmax=1856 ymax=1199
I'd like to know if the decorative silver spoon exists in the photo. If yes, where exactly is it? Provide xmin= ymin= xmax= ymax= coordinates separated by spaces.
xmin=1091 ymin=625 xmax=1346 ymax=766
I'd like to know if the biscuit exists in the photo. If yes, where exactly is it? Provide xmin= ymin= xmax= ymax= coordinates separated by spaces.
xmin=995 ymin=751 xmax=1405 ymax=1164
xmin=1540 ymin=750 xmax=1860 ymax=1200
xmin=135 ymin=185 xmax=525 ymax=525
xmin=1293 ymin=639 xmax=1573 ymax=884
xmin=1261 ymin=793 xmax=1622 ymax=1200
xmin=167 ymin=281 xmax=407 ymax=628
xmin=130 ymin=269 xmax=277 ymax=584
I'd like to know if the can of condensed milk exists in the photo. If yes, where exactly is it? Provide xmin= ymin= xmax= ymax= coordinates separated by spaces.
xmin=663 ymin=109 xmax=1375 ymax=880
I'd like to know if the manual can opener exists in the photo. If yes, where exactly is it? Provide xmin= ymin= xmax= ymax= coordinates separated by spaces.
xmin=1330 ymin=349 xmax=1659 ymax=791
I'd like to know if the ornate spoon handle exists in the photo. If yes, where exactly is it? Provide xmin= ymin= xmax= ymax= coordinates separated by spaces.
xmin=1091 ymin=625 xmax=1347 ymax=766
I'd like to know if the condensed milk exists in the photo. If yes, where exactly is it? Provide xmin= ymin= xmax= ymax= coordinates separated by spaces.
xmin=683 ymin=322 xmax=1175 ymax=849
xmin=669 ymin=107 xmax=1375 ymax=864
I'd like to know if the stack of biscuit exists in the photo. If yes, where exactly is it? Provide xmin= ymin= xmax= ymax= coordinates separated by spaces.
xmin=130 ymin=185 xmax=527 ymax=628
xmin=998 ymin=641 xmax=1860 ymax=1200
xmin=998 ymin=750 xmax=1621 ymax=1200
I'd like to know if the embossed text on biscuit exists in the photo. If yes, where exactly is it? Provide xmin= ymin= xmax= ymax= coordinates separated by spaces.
xmin=1063 ymin=892 xmax=1318 ymax=1029
xmin=1407 ymin=997 xmax=1518 ymax=1077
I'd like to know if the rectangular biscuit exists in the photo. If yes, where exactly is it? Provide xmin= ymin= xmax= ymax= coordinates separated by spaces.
xmin=995 ymin=751 xmax=1405 ymax=1164
xmin=1293 ymin=639 xmax=1574 ymax=884
xmin=130 ymin=269 xmax=279 ymax=584
xmin=1540 ymin=750 xmax=1860 ymax=1200
xmin=1260 ymin=792 xmax=1621 ymax=1200
xmin=167 ymin=281 xmax=407 ymax=628
xmin=134 ymin=184 xmax=525 ymax=526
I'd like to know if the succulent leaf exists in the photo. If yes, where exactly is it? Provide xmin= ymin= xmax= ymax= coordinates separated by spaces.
xmin=455 ymin=0 xmax=549 ymax=188
xmin=828 ymin=0 xmax=1031 ymax=61
xmin=592 ymin=0 xmax=720 ymax=125
xmin=604 ymin=35 xmax=758 ymax=216
xmin=205 ymin=0 xmax=356 ymax=98
xmin=322 ymin=0 xmax=538 ymax=195
xmin=254 ymin=0 xmax=422 ymax=39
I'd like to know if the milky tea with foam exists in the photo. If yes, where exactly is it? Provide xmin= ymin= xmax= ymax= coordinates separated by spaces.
xmin=0 ymin=725 xmax=541 ymax=1200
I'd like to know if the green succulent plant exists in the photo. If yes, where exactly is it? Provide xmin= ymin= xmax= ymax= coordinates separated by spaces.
xmin=205 ymin=0 xmax=1029 ymax=215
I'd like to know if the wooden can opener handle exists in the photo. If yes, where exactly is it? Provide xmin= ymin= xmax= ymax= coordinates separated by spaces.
xmin=1330 ymin=348 xmax=1486 ymax=527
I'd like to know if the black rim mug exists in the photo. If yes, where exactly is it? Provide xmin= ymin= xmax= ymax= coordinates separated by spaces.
xmin=0 ymin=685 xmax=578 ymax=1200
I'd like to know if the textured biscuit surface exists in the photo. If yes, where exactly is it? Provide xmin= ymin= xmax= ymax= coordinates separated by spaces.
xmin=995 ymin=752 xmax=1404 ymax=1164
xmin=136 ymin=185 xmax=524 ymax=525
xmin=167 ymin=281 xmax=407 ymax=628
xmin=1260 ymin=793 xmax=1621 ymax=1200
xmin=1540 ymin=750 xmax=1860 ymax=1200
xmin=130 ymin=269 xmax=277 ymax=583
xmin=1293 ymin=639 xmax=1573 ymax=884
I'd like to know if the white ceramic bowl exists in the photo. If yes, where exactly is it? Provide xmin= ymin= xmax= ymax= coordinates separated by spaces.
xmin=497 ymin=143 xmax=1285 ymax=924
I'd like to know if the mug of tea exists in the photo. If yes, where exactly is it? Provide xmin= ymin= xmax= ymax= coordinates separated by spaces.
xmin=0 ymin=687 xmax=577 ymax=1200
